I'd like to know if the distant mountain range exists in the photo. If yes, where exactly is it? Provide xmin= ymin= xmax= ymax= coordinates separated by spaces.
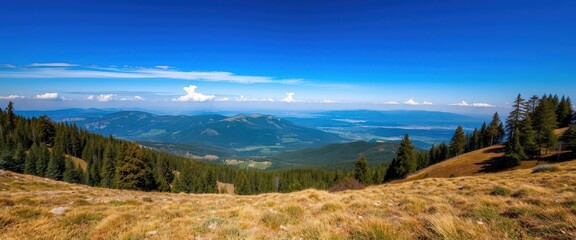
xmin=17 ymin=109 xmax=344 ymax=156
xmin=16 ymin=108 xmax=486 ymax=168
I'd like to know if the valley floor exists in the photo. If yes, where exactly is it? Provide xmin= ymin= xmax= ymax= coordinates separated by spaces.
xmin=1 ymin=160 xmax=575 ymax=239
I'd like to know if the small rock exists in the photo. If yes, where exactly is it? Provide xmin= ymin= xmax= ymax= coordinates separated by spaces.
xmin=358 ymin=216 xmax=364 ymax=219
xmin=456 ymin=186 xmax=465 ymax=190
xmin=476 ymin=221 xmax=484 ymax=225
xmin=280 ymin=225 xmax=289 ymax=231
xmin=146 ymin=230 xmax=158 ymax=236
xmin=50 ymin=207 xmax=68 ymax=215
xmin=208 ymin=222 xmax=218 ymax=230
xmin=374 ymin=201 xmax=381 ymax=206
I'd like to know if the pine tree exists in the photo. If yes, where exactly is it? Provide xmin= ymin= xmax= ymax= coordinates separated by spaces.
xmin=35 ymin=143 xmax=50 ymax=176
xmin=449 ymin=126 xmax=466 ymax=157
xmin=520 ymin=115 xmax=539 ymax=157
xmin=11 ymin=143 xmax=25 ymax=173
xmin=354 ymin=155 xmax=369 ymax=184
xmin=506 ymin=94 xmax=525 ymax=140
xmin=556 ymin=96 xmax=574 ymax=128
xmin=235 ymin=171 xmax=252 ymax=195
xmin=504 ymin=128 xmax=526 ymax=166
xmin=24 ymin=144 xmax=38 ymax=174
xmin=480 ymin=122 xmax=489 ymax=148
xmin=100 ymin=139 xmax=116 ymax=188
xmin=534 ymin=97 xmax=558 ymax=155
xmin=114 ymin=143 xmax=154 ymax=191
xmin=384 ymin=134 xmax=415 ymax=181
xmin=46 ymin=145 xmax=66 ymax=180
xmin=488 ymin=112 xmax=502 ymax=146
xmin=63 ymin=158 xmax=76 ymax=183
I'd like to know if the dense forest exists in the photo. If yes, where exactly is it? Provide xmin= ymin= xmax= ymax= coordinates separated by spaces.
xmin=1 ymin=93 xmax=575 ymax=194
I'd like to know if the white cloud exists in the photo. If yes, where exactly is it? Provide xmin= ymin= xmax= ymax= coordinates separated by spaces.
xmin=28 ymin=63 xmax=78 ymax=67
xmin=87 ymin=94 xmax=116 ymax=102
xmin=322 ymin=99 xmax=336 ymax=103
xmin=1 ymin=64 xmax=16 ymax=68
xmin=404 ymin=99 xmax=432 ymax=105
xmin=35 ymin=92 xmax=60 ymax=100
xmin=215 ymin=97 xmax=230 ymax=102
xmin=379 ymin=101 xmax=399 ymax=105
xmin=451 ymin=100 xmax=494 ymax=108
xmin=404 ymin=99 xmax=419 ymax=105
xmin=234 ymin=95 xmax=274 ymax=102
xmin=133 ymin=96 xmax=144 ymax=101
xmin=280 ymin=92 xmax=297 ymax=103
xmin=0 ymin=67 xmax=299 ymax=85
xmin=155 ymin=65 xmax=171 ymax=70
xmin=0 ymin=95 xmax=25 ymax=100
xmin=173 ymin=85 xmax=215 ymax=102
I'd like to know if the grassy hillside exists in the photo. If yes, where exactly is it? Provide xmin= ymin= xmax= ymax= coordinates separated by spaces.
xmin=1 ymin=160 xmax=574 ymax=239
xmin=399 ymin=140 xmax=571 ymax=183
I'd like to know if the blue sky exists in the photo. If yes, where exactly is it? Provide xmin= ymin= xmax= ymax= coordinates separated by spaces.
xmin=1 ymin=0 xmax=575 ymax=115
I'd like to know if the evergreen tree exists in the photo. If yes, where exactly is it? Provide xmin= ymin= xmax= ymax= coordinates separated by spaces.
xmin=556 ymin=96 xmax=574 ymax=128
xmin=471 ymin=128 xmax=480 ymax=151
xmin=4 ymin=102 xmax=15 ymax=137
xmin=488 ymin=112 xmax=503 ymax=145
xmin=449 ymin=126 xmax=466 ymax=157
xmin=506 ymin=94 xmax=525 ymax=140
xmin=24 ymin=144 xmax=38 ymax=174
xmin=46 ymin=145 xmax=66 ymax=180
xmin=520 ymin=115 xmax=539 ymax=157
xmin=11 ymin=143 xmax=25 ymax=172
xmin=114 ymin=143 xmax=154 ymax=191
xmin=63 ymin=158 xmax=77 ymax=183
xmin=235 ymin=171 xmax=252 ymax=195
xmin=353 ymin=155 xmax=369 ymax=184
xmin=480 ymin=122 xmax=490 ymax=148
xmin=35 ymin=143 xmax=50 ymax=176
xmin=384 ymin=134 xmax=416 ymax=181
xmin=534 ymin=97 xmax=558 ymax=154
xmin=504 ymin=128 xmax=526 ymax=166
xmin=100 ymin=139 xmax=116 ymax=188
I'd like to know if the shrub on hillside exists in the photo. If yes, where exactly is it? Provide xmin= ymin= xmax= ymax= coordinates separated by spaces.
xmin=328 ymin=177 xmax=365 ymax=192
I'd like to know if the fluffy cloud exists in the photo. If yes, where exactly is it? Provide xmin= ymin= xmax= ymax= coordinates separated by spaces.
xmin=0 ymin=95 xmax=25 ymax=100
xmin=280 ymin=92 xmax=297 ymax=103
xmin=35 ymin=92 xmax=60 ymax=100
xmin=173 ymin=85 xmax=215 ymax=102
xmin=322 ymin=99 xmax=336 ymax=103
xmin=451 ymin=101 xmax=494 ymax=108
xmin=404 ymin=99 xmax=419 ymax=105
xmin=133 ymin=96 xmax=144 ymax=101
xmin=28 ymin=63 xmax=78 ymax=67
xmin=404 ymin=99 xmax=432 ymax=105
xmin=215 ymin=97 xmax=230 ymax=102
xmin=87 ymin=94 xmax=115 ymax=102
xmin=155 ymin=65 xmax=171 ymax=70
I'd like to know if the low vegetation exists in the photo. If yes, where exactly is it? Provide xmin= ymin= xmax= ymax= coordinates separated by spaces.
xmin=0 ymin=159 xmax=574 ymax=239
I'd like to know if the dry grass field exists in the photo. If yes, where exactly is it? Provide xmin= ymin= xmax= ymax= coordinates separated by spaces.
xmin=1 ymin=158 xmax=575 ymax=239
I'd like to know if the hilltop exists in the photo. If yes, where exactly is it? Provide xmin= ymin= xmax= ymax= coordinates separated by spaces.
xmin=1 ymin=159 xmax=574 ymax=239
